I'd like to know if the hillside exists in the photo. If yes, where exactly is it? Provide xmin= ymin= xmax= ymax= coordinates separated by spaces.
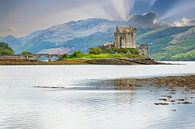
xmin=0 ymin=35 xmax=23 ymax=50
xmin=148 ymin=27 xmax=195 ymax=61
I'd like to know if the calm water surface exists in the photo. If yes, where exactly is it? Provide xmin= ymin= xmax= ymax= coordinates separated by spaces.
xmin=0 ymin=62 xmax=195 ymax=129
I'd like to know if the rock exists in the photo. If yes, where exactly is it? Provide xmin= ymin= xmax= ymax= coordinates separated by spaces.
xmin=167 ymin=95 xmax=172 ymax=99
xmin=159 ymin=98 xmax=168 ymax=101
xmin=177 ymin=102 xmax=192 ymax=104
xmin=154 ymin=102 xmax=169 ymax=105
xmin=170 ymin=100 xmax=176 ymax=103
xmin=176 ymin=99 xmax=185 ymax=101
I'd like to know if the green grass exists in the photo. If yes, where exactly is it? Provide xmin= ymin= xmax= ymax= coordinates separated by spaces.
xmin=62 ymin=53 xmax=142 ymax=60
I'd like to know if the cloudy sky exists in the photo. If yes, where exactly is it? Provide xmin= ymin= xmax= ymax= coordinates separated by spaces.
xmin=0 ymin=0 xmax=195 ymax=37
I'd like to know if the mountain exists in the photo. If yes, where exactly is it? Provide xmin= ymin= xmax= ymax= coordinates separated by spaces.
xmin=137 ymin=26 xmax=193 ymax=52
xmin=0 ymin=35 xmax=23 ymax=51
xmin=150 ymin=27 xmax=195 ymax=60
xmin=19 ymin=30 xmax=44 ymax=44
xmin=16 ymin=18 xmax=126 ymax=54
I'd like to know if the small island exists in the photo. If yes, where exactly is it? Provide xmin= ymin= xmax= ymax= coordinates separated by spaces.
xmin=0 ymin=26 xmax=163 ymax=65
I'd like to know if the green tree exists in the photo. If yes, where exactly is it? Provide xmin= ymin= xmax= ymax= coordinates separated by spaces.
xmin=0 ymin=42 xmax=14 ymax=55
xmin=21 ymin=51 xmax=32 ymax=55
xmin=71 ymin=51 xmax=83 ymax=58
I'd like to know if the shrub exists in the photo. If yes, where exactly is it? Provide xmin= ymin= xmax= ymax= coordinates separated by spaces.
xmin=71 ymin=51 xmax=83 ymax=58
xmin=89 ymin=47 xmax=102 ymax=55
xmin=117 ymin=48 xmax=139 ymax=55
xmin=60 ymin=53 xmax=70 ymax=59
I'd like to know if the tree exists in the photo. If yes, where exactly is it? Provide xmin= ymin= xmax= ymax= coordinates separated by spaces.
xmin=0 ymin=42 xmax=14 ymax=55
xmin=21 ymin=51 xmax=32 ymax=55
xmin=71 ymin=51 xmax=83 ymax=58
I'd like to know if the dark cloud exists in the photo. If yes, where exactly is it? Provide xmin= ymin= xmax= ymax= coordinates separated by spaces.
xmin=129 ymin=12 xmax=157 ymax=27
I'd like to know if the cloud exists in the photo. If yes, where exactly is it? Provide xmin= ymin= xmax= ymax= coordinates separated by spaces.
xmin=129 ymin=12 xmax=157 ymax=26
xmin=8 ymin=26 xmax=17 ymax=32
xmin=173 ymin=18 xmax=195 ymax=27
xmin=0 ymin=26 xmax=17 ymax=36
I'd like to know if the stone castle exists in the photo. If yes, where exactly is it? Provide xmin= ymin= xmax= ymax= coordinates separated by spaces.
xmin=103 ymin=26 xmax=148 ymax=57
xmin=114 ymin=26 xmax=137 ymax=48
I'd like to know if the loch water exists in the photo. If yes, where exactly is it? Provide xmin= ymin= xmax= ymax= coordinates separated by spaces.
xmin=0 ymin=62 xmax=195 ymax=129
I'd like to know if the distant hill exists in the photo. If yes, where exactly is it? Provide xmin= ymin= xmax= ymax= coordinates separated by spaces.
xmin=0 ymin=16 xmax=194 ymax=60
xmin=139 ymin=26 xmax=195 ymax=60
xmin=0 ymin=35 xmax=23 ymax=50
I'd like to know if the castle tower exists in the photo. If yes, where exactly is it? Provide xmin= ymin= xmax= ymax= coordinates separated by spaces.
xmin=114 ymin=26 xmax=136 ymax=49
xmin=114 ymin=26 xmax=121 ymax=48
xmin=138 ymin=44 xmax=149 ymax=57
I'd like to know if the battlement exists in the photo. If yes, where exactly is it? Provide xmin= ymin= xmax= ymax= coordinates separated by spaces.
xmin=116 ymin=26 xmax=136 ymax=34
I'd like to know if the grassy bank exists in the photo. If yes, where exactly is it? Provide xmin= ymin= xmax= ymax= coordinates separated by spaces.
xmin=61 ymin=52 xmax=143 ymax=60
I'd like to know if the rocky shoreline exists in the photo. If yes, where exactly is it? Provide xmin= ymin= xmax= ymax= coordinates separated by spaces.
xmin=136 ymin=75 xmax=195 ymax=89
xmin=34 ymin=75 xmax=195 ymax=106
xmin=0 ymin=58 xmax=165 ymax=65
xmin=75 ymin=75 xmax=195 ymax=90
xmin=112 ymin=75 xmax=195 ymax=106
